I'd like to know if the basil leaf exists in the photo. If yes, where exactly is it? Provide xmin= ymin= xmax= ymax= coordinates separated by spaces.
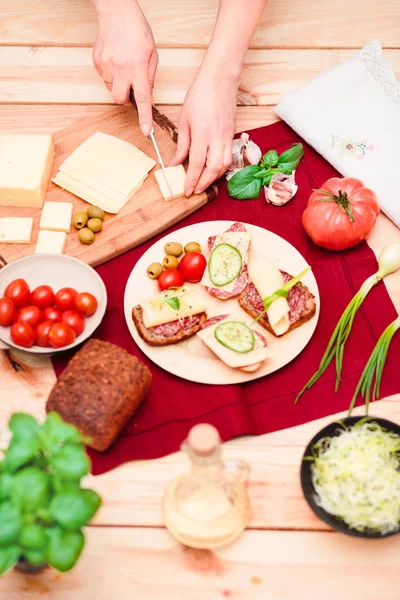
xmin=48 ymin=528 xmax=84 ymax=572
xmin=12 ymin=467 xmax=50 ymax=513
xmin=253 ymin=169 xmax=270 ymax=179
xmin=0 ymin=545 xmax=20 ymax=576
xmin=227 ymin=165 xmax=262 ymax=199
xmin=262 ymin=173 xmax=273 ymax=186
xmin=277 ymin=143 xmax=304 ymax=170
xmin=277 ymin=164 xmax=295 ymax=175
xmin=0 ymin=502 xmax=22 ymax=545
xmin=49 ymin=489 xmax=101 ymax=530
xmin=164 ymin=296 xmax=180 ymax=311
xmin=49 ymin=443 xmax=90 ymax=481
xmin=0 ymin=472 xmax=13 ymax=500
xmin=9 ymin=413 xmax=39 ymax=441
xmin=3 ymin=437 xmax=40 ymax=473
xmin=39 ymin=412 xmax=82 ymax=454
xmin=23 ymin=545 xmax=48 ymax=566
xmin=19 ymin=523 xmax=47 ymax=550
xmin=262 ymin=150 xmax=279 ymax=168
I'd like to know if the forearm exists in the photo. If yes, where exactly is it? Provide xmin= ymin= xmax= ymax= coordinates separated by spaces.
xmin=203 ymin=0 xmax=268 ymax=81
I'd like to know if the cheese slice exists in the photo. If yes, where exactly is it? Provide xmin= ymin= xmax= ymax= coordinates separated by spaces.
xmin=140 ymin=285 xmax=208 ymax=328
xmin=0 ymin=217 xmax=33 ymax=244
xmin=197 ymin=315 xmax=271 ymax=369
xmin=35 ymin=230 xmax=66 ymax=254
xmin=201 ymin=230 xmax=251 ymax=293
xmin=248 ymin=254 xmax=290 ymax=336
xmin=61 ymin=132 xmax=156 ymax=195
xmin=0 ymin=134 xmax=54 ymax=208
xmin=39 ymin=201 xmax=73 ymax=232
xmin=58 ymin=163 xmax=127 ymax=203
xmin=154 ymin=165 xmax=186 ymax=201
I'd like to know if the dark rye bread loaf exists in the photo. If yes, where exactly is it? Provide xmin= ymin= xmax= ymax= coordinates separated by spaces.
xmin=46 ymin=339 xmax=151 ymax=451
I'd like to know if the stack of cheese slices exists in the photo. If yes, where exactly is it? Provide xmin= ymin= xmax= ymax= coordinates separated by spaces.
xmin=52 ymin=132 xmax=157 ymax=214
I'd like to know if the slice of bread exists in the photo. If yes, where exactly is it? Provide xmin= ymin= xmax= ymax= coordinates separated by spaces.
xmin=238 ymin=272 xmax=316 ymax=337
xmin=132 ymin=305 xmax=207 ymax=346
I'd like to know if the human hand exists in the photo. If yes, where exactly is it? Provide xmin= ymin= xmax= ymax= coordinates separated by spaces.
xmin=91 ymin=0 xmax=158 ymax=135
xmin=170 ymin=68 xmax=237 ymax=196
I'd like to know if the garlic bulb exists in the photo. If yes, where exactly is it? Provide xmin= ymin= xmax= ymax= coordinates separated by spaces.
xmin=226 ymin=133 xmax=262 ymax=180
xmin=265 ymin=172 xmax=298 ymax=206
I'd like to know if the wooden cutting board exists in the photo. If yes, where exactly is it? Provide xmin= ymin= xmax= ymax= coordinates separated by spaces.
xmin=0 ymin=105 xmax=218 ymax=267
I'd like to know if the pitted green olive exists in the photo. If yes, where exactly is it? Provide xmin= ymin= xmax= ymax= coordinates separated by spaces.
xmin=147 ymin=263 xmax=163 ymax=279
xmin=164 ymin=242 xmax=183 ymax=257
xmin=184 ymin=241 xmax=201 ymax=254
xmin=163 ymin=255 xmax=179 ymax=269
xmin=73 ymin=211 xmax=88 ymax=230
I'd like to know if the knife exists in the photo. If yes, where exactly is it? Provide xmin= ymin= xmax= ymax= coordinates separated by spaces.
xmin=129 ymin=89 xmax=174 ymax=200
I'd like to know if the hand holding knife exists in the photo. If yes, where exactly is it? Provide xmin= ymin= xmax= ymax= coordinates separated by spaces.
xmin=130 ymin=89 xmax=174 ymax=200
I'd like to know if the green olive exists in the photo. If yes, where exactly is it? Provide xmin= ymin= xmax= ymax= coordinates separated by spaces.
xmin=164 ymin=242 xmax=183 ymax=257
xmin=184 ymin=241 xmax=202 ymax=254
xmin=147 ymin=262 xmax=163 ymax=279
xmin=87 ymin=218 xmax=103 ymax=233
xmin=163 ymin=255 xmax=179 ymax=269
xmin=78 ymin=228 xmax=95 ymax=245
xmin=87 ymin=206 xmax=105 ymax=221
xmin=73 ymin=211 xmax=88 ymax=230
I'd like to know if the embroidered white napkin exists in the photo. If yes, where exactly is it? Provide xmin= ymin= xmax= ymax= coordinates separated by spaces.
xmin=275 ymin=40 xmax=400 ymax=227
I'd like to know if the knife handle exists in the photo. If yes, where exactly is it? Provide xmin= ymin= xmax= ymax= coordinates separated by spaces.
xmin=129 ymin=88 xmax=178 ymax=144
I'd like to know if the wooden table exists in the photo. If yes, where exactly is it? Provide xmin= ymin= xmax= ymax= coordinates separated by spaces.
xmin=1 ymin=1 xmax=400 ymax=597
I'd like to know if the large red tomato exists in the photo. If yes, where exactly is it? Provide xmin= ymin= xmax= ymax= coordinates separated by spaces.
xmin=179 ymin=252 xmax=207 ymax=283
xmin=302 ymin=178 xmax=380 ymax=251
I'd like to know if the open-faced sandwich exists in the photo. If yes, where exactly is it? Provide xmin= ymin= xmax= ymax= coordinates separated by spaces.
xmin=197 ymin=314 xmax=271 ymax=373
xmin=238 ymin=254 xmax=316 ymax=337
xmin=132 ymin=285 xmax=208 ymax=346
xmin=201 ymin=222 xmax=250 ymax=300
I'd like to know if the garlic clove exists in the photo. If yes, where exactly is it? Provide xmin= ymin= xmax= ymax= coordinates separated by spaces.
xmin=265 ymin=171 xmax=298 ymax=206
xmin=244 ymin=141 xmax=262 ymax=165
xmin=226 ymin=133 xmax=262 ymax=180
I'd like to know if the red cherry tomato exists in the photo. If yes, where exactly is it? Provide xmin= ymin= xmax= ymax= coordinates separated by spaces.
xmin=157 ymin=269 xmax=185 ymax=291
xmin=73 ymin=292 xmax=98 ymax=317
xmin=30 ymin=285 xmax=55 ymax=309
xmin=55 ymin=287 xmax=78 ymax=311
xmin=16 ymin=305 xmax=42 ymax=328
xmin=4 ymin=279 xmax=30 ymax=307
xmin=48 ymin=323 xmax=76 ymax=349
xmin=61 ymin=310 xmax=85 ymax=336
xmin=0 ymin=297 xmax=17 ymax=326
xmin=178 ymin=252 xmax=207 ymax=283
xmin=35 ymin=320 xmax=53 ymax=347
xmin=10 ymin=321 xmax=35 ymax=348
xmin=42 ymin=306 xmax=62 ymax=323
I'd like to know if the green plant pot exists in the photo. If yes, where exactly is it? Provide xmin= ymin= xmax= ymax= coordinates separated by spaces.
xmin=15 ymin=557 xmax=48 ymax=575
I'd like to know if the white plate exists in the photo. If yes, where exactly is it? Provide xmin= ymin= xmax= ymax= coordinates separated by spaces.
xmin=0 ymin=254 xmax=107 ymax=354
xmin=124 ymin=221 xmax=320 ymax=385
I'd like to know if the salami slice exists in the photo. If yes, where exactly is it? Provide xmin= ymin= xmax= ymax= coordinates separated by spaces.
xmin=150 ymin=314 xmax=203 ymax=337
xmin=201 ymin=315 xmax=230 ymax=329
xmin=245 ymin=271 xmax=307 ymax=324
xmin=207 ymin=222 xmax=247 ymax=252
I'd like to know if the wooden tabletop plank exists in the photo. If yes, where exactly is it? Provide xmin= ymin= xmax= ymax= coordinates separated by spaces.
xmin=1 ymin=0 xmax=398 ymax=49
xmin=1 ymin=526 xmax=400 ymax=600
xmin=1 ymin=47 xmax=399 ymax=105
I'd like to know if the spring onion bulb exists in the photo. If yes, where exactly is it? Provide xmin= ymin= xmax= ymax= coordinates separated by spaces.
xmin=309 ymin=420 xmax=400 ymax=534
xmin=348 ymin=315 xmax=400 ymax=416
xmin=296 ymin=243 xmax=400 ymax=404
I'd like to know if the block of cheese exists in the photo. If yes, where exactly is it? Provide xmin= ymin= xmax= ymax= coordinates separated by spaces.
xmin=39 ymin=201 xmax=73 ymax=232
xmin=35 ymin=230 xmax=67 ymax=255
xmin=154 ymin=165 xmax=186 ymax=201
xmin=0 ymin=217 xmax=33 ymax=244
xmin=59 ymin=132 xmax=156 ymax=195
xmin=0 ymin=134 xmax=54 ymax=208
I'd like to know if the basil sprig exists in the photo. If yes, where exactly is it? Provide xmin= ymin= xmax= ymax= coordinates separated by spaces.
xmin=227 ymin=143 xmax=304 ymax=200
xmin=163 ymin=296 xmax=180 ymax=311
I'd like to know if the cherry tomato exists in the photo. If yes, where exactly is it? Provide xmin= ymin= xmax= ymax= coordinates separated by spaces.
xmin=61 ymin=310 xmax=85 ymax=336
xmin=48 ymin=323 xmax=76 ymax=349
xmin=0 ymin=297 xmax=17 ymax=326
xmin=10 ymin=321 xmax=35 ymax=348
xmin=178 ymin=252 xmax=207 ymax=283
xmin=42 ymin=306 xmax=62 ymax=323
xmin=4 ymin=279 xmax=30 ymax=307
xmin=55 ymin=287 xmax=78 ymax=311
xmin=73 ymin=292 xmax=98 ymax=317
xmin=16 ymin=305 xmax=42 ymax=328
xmin=157 ymin=268 xmax=185 ymax=291
xmin=35 ymin=320 xmax=53 ymax=347
xmin=30 ymin=285 xmax=55 ymax=309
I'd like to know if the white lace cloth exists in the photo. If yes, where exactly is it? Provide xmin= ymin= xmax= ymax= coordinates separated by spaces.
xmin=275 ymin=40 xmax=400 ymax=227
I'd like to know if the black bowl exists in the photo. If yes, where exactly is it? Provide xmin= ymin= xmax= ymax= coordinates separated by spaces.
xmin=301 ymin=415 xmax=400 ymax=539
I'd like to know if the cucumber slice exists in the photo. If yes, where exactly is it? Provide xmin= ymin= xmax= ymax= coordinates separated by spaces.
xmin=214 ymin=321 xmax=255 ymax=353
xmin=208 ymin=244 xmax=242 ymax=287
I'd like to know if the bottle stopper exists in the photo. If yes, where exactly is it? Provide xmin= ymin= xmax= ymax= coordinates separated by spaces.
xmin=187 ymin=424 xmax=220 ymax=456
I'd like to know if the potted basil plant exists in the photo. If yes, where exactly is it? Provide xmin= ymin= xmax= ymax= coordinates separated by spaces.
xmin=0 ymin=412 xmax=101 ymax=576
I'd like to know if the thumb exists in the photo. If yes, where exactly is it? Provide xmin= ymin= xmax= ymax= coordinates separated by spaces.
xmin=169 ymin=120 xmax=190 ymax=166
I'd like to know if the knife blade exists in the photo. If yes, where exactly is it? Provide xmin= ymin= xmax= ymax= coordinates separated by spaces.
xmin=129 ymin=89 xmax=174 ymax=200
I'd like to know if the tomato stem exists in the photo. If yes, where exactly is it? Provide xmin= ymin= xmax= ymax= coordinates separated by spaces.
xmin=313 ymin=188 xmax=355 ymax=223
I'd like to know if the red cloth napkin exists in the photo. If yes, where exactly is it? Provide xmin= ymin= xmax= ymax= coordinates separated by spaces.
xmin=53 ymin=121 xmax=400 ymax=475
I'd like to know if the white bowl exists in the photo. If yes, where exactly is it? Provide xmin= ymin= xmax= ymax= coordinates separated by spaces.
xmin=0 ymin=254 xmax=107 ymax=354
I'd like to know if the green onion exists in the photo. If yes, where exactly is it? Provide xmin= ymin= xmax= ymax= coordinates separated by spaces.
xmin=348 ymin=315 xmax=400 ymax=416
xmin=296 ymin=243 xmax=400 ymax=404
